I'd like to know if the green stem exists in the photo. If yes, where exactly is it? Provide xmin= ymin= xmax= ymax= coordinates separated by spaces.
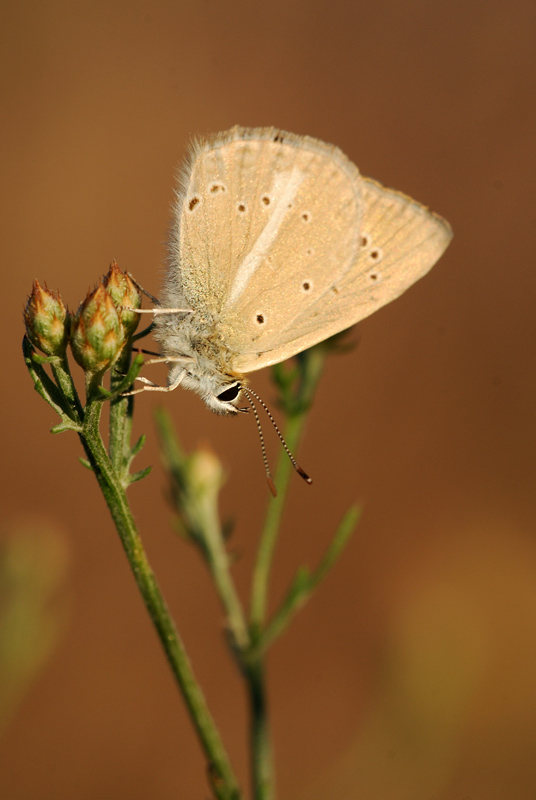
xmin=247 ymin=345 xmax=329 ymax=799
xmin=244 ymin=658 xmax=274 ymax=800
xmin=261 ymin=505 xmax=361 ymax=652
xmin=250 ymin=344 xmax=328 ymax=632
xmin=80 ymin=400 xmax=241 ymax=800
xmin=154 ymin=409 xmax=249 ymax=653
xmin=108 ymin=346 xmax=134 ymax=482
xmin=250 ymin=413 xmax=307 ymax=632
xmin=201 ymin=514 xmax=251 ymax=653
xmin=50 ymin=357 xmax=84 ymax=420
xmin=245 ymin=414 xmax=306 ymax=800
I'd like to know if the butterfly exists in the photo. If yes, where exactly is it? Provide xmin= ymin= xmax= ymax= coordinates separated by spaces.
xmin=132 ymin=125 xmax=452 ymax=417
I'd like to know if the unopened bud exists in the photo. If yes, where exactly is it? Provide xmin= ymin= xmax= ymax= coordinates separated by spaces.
xmin=70 ymin=284 xmax=125 ymax=373
xmin=180 ymin=447 xmax=224 ymax=542
xmin=24 ymin=281 xmax=69 ymax=356
xmin=103 ymin=260 xmax=142 ymax=338
xmin=188 ymin=447 xmax=224 ymax=500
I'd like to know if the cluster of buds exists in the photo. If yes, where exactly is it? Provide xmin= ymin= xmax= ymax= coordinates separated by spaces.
xmin=24 ymin=261 xmax=143 ymax=375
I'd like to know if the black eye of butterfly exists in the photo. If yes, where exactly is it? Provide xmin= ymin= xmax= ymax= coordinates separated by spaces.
xmin=217 ymin=384 xmax=241 ymax=403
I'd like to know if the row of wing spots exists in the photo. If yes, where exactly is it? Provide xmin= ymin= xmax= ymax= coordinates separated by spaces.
xmin=231 ymin=145 xmax=362 ymax=335
xmin=222 ymin=142 xmax=327 ymax=310
xmin=229 ymin=138 xmax=282 ymax=287
xmin=180 ymin=138 xmax=294 ymax=312
xmin=180 ymin=148 xmax=235 ymax=312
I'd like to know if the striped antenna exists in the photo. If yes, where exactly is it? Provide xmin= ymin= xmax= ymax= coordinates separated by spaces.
xmin=241 ymin=386 xmax=312 ymax=488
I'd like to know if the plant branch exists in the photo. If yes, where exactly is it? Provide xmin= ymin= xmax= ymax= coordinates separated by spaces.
xmin=260 ymin=505 xmax=361 ymax=652
xmin=155 ymin=409 xmax=250 ymax=654
xmin=249 ymin=344 xmax=328 ymax=633
xmin=24 ymin=332 xmax=241 ymax=800
xmin=80 ymin=398 xmax=241 ymax=800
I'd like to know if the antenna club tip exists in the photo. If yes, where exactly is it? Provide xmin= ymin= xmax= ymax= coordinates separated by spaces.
xmin=267 ymin=475 xmax=278 ymax=497
xmin=297 ymin=467 xmax=313 ymax=485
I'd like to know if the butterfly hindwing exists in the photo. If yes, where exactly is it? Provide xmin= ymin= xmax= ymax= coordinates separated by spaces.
xmin=230 ymin=176 xmax=452 ymax=372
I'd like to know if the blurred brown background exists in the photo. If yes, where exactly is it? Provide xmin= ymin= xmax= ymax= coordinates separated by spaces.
xmin=2 ymin=1 xmax=536 ymax=798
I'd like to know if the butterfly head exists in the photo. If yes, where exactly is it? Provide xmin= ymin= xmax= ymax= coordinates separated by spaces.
xmin=177 ymin=365 xmax=244 ymax=415
xmin=207 ymin=379 xmax=244 ymax=415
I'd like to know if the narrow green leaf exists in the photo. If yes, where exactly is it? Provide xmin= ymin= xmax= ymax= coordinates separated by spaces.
xmin=50 ymin=420 xmax=83 ymax=434
xmin=23 ymin=337 xmax=72 ymax=417
xmin=309 ymin=504 xmax=362 ymax=590
xmin=260 ymin=505 xmax=362 ymax=652
xmin=128 ymin=466 xmax=152 ymax=484
xmin=130 ymin=434 xmax=146 ymax=459
xmin=30 ymin=353 xmax=62 ymax=366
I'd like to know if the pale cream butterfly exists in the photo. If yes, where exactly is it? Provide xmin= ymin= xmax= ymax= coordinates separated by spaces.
xmin=131 ymin=124 xmax=452 ymax=429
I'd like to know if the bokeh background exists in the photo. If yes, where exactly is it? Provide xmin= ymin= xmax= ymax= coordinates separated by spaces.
xmin=2 ymin=1 xmax=536 ymax=798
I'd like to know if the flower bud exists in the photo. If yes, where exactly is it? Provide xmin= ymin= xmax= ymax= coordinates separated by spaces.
xmin=70 ymin=284 xmax=125 ymax=373
xmin=180 ymin=447 xmax=224 ymax=542
xmin=24 ymin=280 xmax=69 ymax=356
xmin=188 ymin=447 xmax=224 ymax=501
xmin=102 ymin=260 xmax=142 ymax=338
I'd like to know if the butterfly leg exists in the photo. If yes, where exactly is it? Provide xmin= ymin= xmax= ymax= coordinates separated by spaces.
xmin=122 ymin=370 xmax=185 ymax=396
xmin=128 ymin=307 xmax=194 ymax=315
xmin=128 ymin=349 xmax=195 ymax=364
xmin=126 ymin=272 xmax=161 ymax=305
xmin=144 ymin=355 xmax=195 ymax=365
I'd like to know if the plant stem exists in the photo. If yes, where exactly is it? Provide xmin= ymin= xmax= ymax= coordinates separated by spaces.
xmin=250 ymin=342 xmax=328 ymax=631
xmin=250 ymin=412 xmax=306 ymax=632
xmin=108 ymin=347 xmax=134 ymax=481
xmin=261 ymin=505 xmax=361 ymax=652
xmin=245 ymin=658 xmax=274 ymax=800
xmin=201 ymin=513 xmax=251 ymax=652
xmin=80 ymin=399 xmax=241 ymax=800
xmin=245 ymin=414 xmax=306 ymax=800
xmin=154 ymin=409 xmax=250 ymax=653
xmin=51 ymin=358 xmax=84 ymax=420
xmin=247 ymin=344 xmax=329 ymax=799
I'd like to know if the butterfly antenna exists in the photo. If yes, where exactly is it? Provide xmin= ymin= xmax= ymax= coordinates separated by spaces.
xmin=243 ymin=393 xmax=277 ymax=497
xmin=241 ymin=386 xmax=312 ymax=486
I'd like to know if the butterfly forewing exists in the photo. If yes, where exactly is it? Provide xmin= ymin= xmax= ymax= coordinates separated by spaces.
xmin=172 ymin=127 xmax=363 ymax=324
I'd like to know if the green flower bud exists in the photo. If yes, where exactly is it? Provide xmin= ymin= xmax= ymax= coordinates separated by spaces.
xmin=70 ymin=284 xmax=126 ymax=373
xmin=103 ymin=260 xmax=142 ymax=338
xmin=188 ymin=447 xmax=224 ymax=501
xmin=24 ymin=280 xmax=69 ymax=356
xmin=181 ymin=447 xmax=225 ymax=542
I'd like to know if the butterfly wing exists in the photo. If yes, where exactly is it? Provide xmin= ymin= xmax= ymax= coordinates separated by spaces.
xmin=226 ymin=175 xmax=452 ymax=373
xmin=162 ymin=126 xmax=364 ymax=321
xmin=163 ymin=126 xmax=452 ymax=376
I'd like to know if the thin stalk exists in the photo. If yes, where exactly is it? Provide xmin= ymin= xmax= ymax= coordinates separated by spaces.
xmin=50 ymin=357 xmax=84 ymax=420
xmin=249 ymin=412 xmax=307 ymax=632
xmin=80 ymin=399 xmax=241 ymax=800
xmin=245 ymin=415 xmax=305 ymax=800
xmin=250 ymin=343 xmax=328 ymax=631
xmin=247 ymin=344 xmax=329 ymax=799
xmin=108 ymin=346 xmax=134 ymax=482
xmin=260 ymin=505 xmax=361 ymax=652
xmin=244 ymin=658 xmax=274 ymax=800
xmin=155 ymin=409 xmax=250 ymax=652
xmin=201 ymin=514 xmax=251 ymax=652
